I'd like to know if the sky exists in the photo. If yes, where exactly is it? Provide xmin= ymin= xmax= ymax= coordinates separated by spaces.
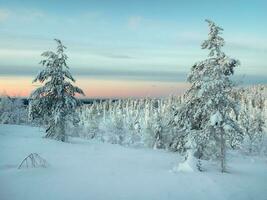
xmin=0 ymin=0 xmax=266 ymax=98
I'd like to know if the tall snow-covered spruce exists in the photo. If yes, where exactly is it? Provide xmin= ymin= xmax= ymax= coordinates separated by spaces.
xmin=29 ymin=39 xmax=85 ymax=142
xmin=176 ymin=20 xmax=241 ymax=172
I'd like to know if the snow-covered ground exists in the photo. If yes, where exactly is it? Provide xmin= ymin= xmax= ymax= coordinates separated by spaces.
xmin=0 ymin=125 xmax=266 ymax=200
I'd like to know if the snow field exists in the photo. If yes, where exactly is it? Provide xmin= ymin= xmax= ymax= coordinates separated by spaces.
xmin=0 ymin=125 xmax=267 ymax=200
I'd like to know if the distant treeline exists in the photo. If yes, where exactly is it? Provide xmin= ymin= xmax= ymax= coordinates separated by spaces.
xmin=0 ymin=97 xmax=118 ymax=106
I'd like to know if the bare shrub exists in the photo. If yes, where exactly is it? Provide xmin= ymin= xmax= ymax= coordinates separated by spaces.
xmin=18 ymin=153 xmax=48 ymax=169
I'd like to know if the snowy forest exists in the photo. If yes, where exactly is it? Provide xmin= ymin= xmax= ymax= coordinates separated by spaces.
xmin=0 ymin=19 xmax=266 ymax=200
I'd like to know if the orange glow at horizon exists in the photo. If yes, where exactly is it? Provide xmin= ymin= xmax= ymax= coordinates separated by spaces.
xmin=0 ymin=76 xmax=35 ymax=97
xmin=0 ymin=76 xmax=190 ymax=98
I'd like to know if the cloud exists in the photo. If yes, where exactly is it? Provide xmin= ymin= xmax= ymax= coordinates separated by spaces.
xmin=227 ymin=41 xmax=267 ymax=52
xmin=74 ymin=68 xmax=187 ymax=82
xmin=0 ymin=9 xmax=9 ymax=22
xmin=1 ymin=64 xmax=266 ymax=85
xmin=234 ymin=74 xmax=267 ymax=85
xmin=128 ymin=16 xmax=142 ymax=30
xmin=13 ymin=9 xmax=45 ymax=23
xmin=173 ymin=30 xmax=267 ymax=53
xmin=0 ymin=65 xmax=187 ymax=82
xmin=101 ymin=53 xmax=133 ymax=59
xmin=0 ymin=7 xmax=45 ymax=24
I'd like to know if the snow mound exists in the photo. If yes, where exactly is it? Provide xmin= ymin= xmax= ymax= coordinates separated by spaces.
xmin=172 ymin=151 xmax=199 ymax=172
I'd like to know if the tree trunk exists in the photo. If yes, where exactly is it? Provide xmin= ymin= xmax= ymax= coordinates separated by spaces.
xmin=58 ymin=118 xmax=67 ymax=142
xmin=45 ymin=116 xmax=67 ymax=142
xmin=220 ymin=127 xmax=226 ymax=173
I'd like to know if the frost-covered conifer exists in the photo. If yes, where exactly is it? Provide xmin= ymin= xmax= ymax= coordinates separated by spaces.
xmin=236 ymin=85 xmax=266 ymax=153
xmin=175 ymin=20 xmax=241 ymax=172
xmin=29 ymin=39 xmax=84 ymax=142
xmin=240 ymin=107 xmax=265 ymax=153
xmin=0 ymin=95 xmax=27 ymax=124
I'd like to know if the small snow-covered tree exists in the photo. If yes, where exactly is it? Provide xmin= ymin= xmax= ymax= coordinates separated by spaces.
xmin=29 ymin=39 xmax=84 ymax=142
xmin=175 ymin=20 xmax=241 ymax=172
xmin=236 ymin=85 xmax=266 ymax=154
xmin=240 ymin=108 xmax=265 ymax=154
xmin=0 ymin=95 xmax=27 ymax=124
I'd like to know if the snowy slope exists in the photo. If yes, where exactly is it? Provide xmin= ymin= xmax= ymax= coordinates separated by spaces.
xmin=0 ymin=125 xmax=266 ymax=200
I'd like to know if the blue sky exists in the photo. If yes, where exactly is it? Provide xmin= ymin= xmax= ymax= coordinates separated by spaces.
xmin=0 ymin=0 xmax=266 ymax=97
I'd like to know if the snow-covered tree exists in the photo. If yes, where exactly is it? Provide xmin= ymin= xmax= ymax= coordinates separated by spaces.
xmin=29 ymin=39 xmax=84 ymax=142
xmin=0 ymin=95 xmax=27 ymax=124
xmin=240 ymin=107 xmax=265 ymax=154
xmin=234 ymin=85 xmax=266 ymax=153
xmin=175 ymin=20 xmax=241 ymax=172
xmin=78 ymin=104 xmax=101 ymax=139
